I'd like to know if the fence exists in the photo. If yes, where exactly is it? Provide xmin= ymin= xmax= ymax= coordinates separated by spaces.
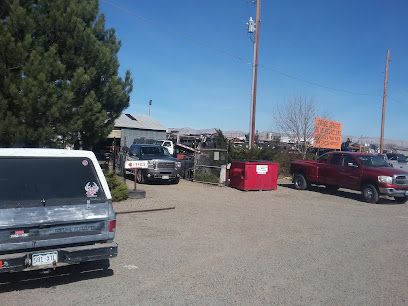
xmin=193 ymin=148 xmax=228 ymax=185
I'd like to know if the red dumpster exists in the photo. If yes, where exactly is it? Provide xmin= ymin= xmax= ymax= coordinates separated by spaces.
xmin=229 ymin=161 xmax=279 ymax=191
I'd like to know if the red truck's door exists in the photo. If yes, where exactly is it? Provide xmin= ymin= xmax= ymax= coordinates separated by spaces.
xmin=323 ymin=153 xmax=343 ymax=186
xmin=339 ymin=155 xmax=362 ymax=190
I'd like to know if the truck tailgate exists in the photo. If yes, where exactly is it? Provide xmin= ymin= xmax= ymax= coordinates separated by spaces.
xmin=0 ymin=202 xmax=114 ymax=253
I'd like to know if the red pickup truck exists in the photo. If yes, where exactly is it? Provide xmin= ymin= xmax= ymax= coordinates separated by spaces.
xmin=290 ymin=151 xmax=408 ymax=203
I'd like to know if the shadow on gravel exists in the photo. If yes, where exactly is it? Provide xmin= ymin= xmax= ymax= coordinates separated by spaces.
xmin=279 ymin=183 xmax=403 ymax=205
xmin=0 ymin=266 xmax=113 ymax=293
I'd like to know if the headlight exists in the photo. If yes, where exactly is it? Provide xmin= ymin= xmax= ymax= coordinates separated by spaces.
xmin=176 ymin=162 xmax=182 ymax=168
xmin=378 ymin=176 xmax=393 ymax=184
xmin=148 ymin=160 xmax=156 ymax=169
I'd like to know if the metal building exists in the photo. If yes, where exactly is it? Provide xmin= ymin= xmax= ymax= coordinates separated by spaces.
xmin=108 ymin=113 xmax=166 ymax=147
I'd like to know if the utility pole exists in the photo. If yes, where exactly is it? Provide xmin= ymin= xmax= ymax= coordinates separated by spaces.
xmin=380 ymin=49 xmax=390 ymax=154
xmin=248 ymin=0 xmax=261 ymax=149
xmin=148 ymin=99 xmax=152 ymax=116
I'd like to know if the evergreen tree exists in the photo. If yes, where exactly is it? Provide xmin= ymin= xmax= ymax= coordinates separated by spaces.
xmin=0 ymin=0 xmax=132 ymax=148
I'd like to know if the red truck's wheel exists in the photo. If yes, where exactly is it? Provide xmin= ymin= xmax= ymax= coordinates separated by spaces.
xmin=293 ymin=173 xmax=309 ymax=190
xmin=362 ymin=184 xmax=379 ymax=203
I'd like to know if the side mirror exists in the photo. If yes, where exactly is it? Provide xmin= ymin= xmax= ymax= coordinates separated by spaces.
xmin=347 ymin=162 xmax=358 ymax=168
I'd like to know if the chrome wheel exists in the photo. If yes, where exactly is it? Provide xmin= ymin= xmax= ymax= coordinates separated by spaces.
xmin=362 ymin=184 xmax=379 ymax=203
xmin=294 ymin=174 xmax=308 ymax=190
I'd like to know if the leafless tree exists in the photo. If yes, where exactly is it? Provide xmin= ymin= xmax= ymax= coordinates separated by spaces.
xmin=274 ymin=96 xmax=316 ymax=159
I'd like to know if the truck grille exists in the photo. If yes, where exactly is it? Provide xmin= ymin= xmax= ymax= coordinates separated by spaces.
xmin=157 ymin=162 xmax=175 ymax=169
xmin=394 ymin=175 xmax=408 ymax=186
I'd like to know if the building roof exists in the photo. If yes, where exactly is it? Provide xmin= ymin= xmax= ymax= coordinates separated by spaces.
xmin=115 ymin=114 xmax=166 ymax=131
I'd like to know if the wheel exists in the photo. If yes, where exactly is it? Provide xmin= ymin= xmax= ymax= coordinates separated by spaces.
xmin=394 ymin=196 xmax=408 ymax=204
xmin=79 ymin=259 xmax=110 ymax=272
xmin=361 ymin=184 xmax=380 ymax=203
xmin=171 ymin=177 xmax=180 ymax=184
xmin=293 ymin=173 xmax=309 ymax=190
xmin=136 ymin=169 xmax=146 ymax=184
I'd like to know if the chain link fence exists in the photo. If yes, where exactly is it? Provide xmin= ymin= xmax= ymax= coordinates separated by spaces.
xmin=193 ymin=149 xmax=228 ymax=185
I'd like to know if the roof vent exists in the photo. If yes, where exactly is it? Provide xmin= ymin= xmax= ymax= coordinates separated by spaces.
xmin=125 ymin=114 xmax=137 ymax=121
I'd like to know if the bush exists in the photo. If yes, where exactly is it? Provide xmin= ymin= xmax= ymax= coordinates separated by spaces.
xmin=104 ymin=171 xmax=129 ymax=202
xmin=194 ymin=169 xmax=219 ymax=184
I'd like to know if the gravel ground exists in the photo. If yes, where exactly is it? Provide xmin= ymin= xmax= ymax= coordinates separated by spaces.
xmin=1 ymin=179 xmax=408 ymax=305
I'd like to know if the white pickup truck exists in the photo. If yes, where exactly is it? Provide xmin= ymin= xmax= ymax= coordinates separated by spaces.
xmin=155 ymin=140 xmax=175 ymax=155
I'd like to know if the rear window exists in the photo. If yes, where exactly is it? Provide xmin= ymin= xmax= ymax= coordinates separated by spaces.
xmin=140 ymin=146 xmax=169 ymax=156
xmin=0 ymin=157 xmax=106 ymax=205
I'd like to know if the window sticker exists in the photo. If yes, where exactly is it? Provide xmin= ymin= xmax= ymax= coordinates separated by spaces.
xmin=85 ymin=182 xmax=99 ymax=197
xmin=82 ymin=159 xmax=89 ymax=166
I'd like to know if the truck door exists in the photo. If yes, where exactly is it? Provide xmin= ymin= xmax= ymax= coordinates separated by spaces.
xmin=324 ymin=153 xmax=343 ymax=186
xmin=339 ymin=155 xmax=361 ymax=190
xmin=316 ymin=153 xmax=330 ymax=184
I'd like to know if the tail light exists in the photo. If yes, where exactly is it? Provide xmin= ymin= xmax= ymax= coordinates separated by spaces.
xmin=0 ymin=260 xmax=2 ymax=269
xmin=108 ymin=220 xmax=116 ymax=232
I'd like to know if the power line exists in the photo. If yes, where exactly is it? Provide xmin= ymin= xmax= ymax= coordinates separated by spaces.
xmin=102 ymin=0 xmax=387 ymax=99
xmin=101 ymin=0 xmax=251 ymax=65
xmin=258 ymin=65 xmax=381 ymax=97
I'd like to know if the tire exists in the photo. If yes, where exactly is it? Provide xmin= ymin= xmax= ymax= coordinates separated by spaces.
xmin=394 ymin=196 xmax=408 ymax=204
xmin=293 ymin=173 xmax=309 ymax=190
xmin=136 ymin=169 xmax=146 ymax=184
xmin=171 ymin=177 xmax=180 ymax=184
xmin=361 ymin=183 xmax=380 ymax=203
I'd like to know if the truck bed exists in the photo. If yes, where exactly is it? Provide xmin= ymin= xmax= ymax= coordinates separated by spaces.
xmin=291 ymin=160 xmax=321 ymax=184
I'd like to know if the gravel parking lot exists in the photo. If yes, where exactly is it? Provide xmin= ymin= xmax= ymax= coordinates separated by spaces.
xmin=1 ymin=179 xmax=408 ymax=305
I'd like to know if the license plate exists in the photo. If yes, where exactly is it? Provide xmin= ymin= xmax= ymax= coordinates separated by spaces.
xmin=405 ymin=191 xmax=408 ymax=196
xmin=162 ymin=175 xmax=170 ymax=180
xmin=32 ymin=251 xmax=58 ymax=267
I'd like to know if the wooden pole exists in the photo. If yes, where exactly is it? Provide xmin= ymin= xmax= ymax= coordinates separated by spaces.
xmin=249 ymin=0 xmax=261 ymax=149
xmin=380 ymin=49 xmax=390 ymax=154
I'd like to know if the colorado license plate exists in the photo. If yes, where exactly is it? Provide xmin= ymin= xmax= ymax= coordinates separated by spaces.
xmin=405 ymin=191 xmax=408 ymax=196
xmin=32 ymin=251 xmax=58 ymax=267
xmin=162 ymin=175 xmax=170 ymax=179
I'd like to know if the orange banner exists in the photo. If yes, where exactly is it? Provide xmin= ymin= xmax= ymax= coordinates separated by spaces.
xmin=313 ymin=117 xmax=342 ymax=149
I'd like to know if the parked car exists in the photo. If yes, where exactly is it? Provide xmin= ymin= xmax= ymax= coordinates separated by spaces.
xmin=0 ymin=148 xmax=117 ymax=274
xmin=386 ymin=153 xmax=408 ymax=171
xmin=291 ymin=151 xmax=408 ymax=203
xmin=119 ymin=144 xmax=181 ymax=184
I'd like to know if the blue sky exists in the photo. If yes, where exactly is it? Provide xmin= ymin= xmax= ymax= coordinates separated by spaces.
xmin=100 ymin=0 xmax=408 ymax=140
